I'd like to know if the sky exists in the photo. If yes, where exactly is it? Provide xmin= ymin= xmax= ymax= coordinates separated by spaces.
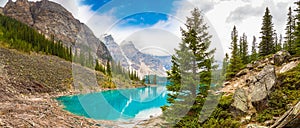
xmin=0 ymin=0 xmax=296 ymax=59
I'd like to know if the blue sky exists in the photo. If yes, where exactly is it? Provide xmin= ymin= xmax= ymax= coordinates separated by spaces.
xmin=0 ymin=0 xmax=296 ymax=58
xmin=80 ymin=0 xmax=175 ymax=27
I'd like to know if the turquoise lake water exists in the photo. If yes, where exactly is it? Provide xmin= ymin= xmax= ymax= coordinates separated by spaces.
xmin=56 ymin=85 xmax=168 ymax=121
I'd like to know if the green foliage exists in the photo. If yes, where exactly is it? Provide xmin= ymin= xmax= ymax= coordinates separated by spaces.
xmin=221 ymin=53 xmax=229 ymax=81
xmin=0 ymin=14 xmax=72 ymax=61
xmin=162 ymin=8 xmax=217 ymax=127
xmin=284 ymin=7 xmax=296 ymax=55
xmin=259 ymin=7 xmax=275 ymax=56
xmin=251 ymin=36 xmax=258 ymax=62
xmin=95 ymin=59 xmax=106 ymax=74
xmin=240 ymin=33 xmax=249 ymax=64
xmin=106 ymin=60 xmax=112 ymax=77
xmin=293 ymin=1 xmax=300 ymax=55
xmin=276 ymin=34 xmax=283 ymax=52
xmin=255 ymin=63 xmax=300 ymax=123
xmin=226 ymin=26 xmax=243 ymax=79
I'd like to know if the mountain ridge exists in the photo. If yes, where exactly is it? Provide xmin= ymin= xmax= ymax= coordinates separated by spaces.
xmin=3 ymin=0 xmax=111 ymax=62
xmin=101 ymin=34 xmax=172 ymax=77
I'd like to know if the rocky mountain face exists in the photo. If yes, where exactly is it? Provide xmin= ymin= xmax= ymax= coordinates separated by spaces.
xmin=222 ymin=51 xmax=300 ymax=128
xmin=100 ymin=35 xmax=129 ymax=68
xmin=101 ymin=34 xmax=171 ymax=77
xmin=3 ymin=0 xmax=111 ymax=61
xmin=120 ymin=40 xmax=170 ymax=77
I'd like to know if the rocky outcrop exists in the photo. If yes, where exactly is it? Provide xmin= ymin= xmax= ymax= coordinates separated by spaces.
xmin=4 ymin=0 xmax=34 ymax=25
xmin=273 ymin=50 xmax=291 ymax=66
xmin=100 ymin=35 xmax=129 ymax=68
xmin=231 ymin=65 xmax=276 ymax=115
xmin=271 ymin=101 xmax=300 ymax=128
xmin=3 ymin=0 xmax=111 ymax=61
xmin=231 ymin=88 xmax=248 ymax=116
xmin=249 ymin=65 xmax=276 ymax=112
xmin=120 ymin=41 xmax=169 ymax=77
xmin=280 ymin=60 xmax=300 ymax=73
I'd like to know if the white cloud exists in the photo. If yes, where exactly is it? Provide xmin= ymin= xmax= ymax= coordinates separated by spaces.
xmin=1 ymin=0 xmax=296 ymax=59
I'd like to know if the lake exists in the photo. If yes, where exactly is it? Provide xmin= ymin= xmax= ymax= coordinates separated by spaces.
xmin=56 ymin=85 xmax=168 ymax=121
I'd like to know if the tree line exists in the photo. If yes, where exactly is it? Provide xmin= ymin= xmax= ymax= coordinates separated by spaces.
xmin=95 ymin=59 xmax=140 ymax=81
xmin=162 ymin=1 xmax=300 ymax=127
xmin=225 ymin=4 xmax=300 ymax=80
xmin=0 ymin=14 xmax=72 ymax=61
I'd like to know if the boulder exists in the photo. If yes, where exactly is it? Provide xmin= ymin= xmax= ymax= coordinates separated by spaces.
xmin=247 ymin=63 xmax=254 ymax=70
xmin=280 ymin=61 xmax=300 ymax=73
xmin=249 ymin=65 xmax=276 ymax=112
xmin=236 ymin=69 xmax=248 ymax=77
xmin=271 ymin=101 xmax=300 ymax=128
xmin=273 ymin=51 xmax=291 ymax=66
xmin=247 ymin=124 xmax=268 ymax=128
xmin=231 ymin=88 xmax=248 ymax=116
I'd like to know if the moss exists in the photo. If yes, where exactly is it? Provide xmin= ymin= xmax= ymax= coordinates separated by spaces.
xmin=255 ymin=63 xmax=300 ymax=123
xmin=201 ymin=94 xmax=241 ymax=128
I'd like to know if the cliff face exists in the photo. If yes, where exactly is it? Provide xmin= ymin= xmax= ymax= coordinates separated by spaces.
xmin=120 ymin=41 xmax=168 ymax=77
xmin=222 ymin=51 xmax=300 ymax=127
xmin=3 ymin=0 xmax=111 ymax=61
xmin=100 ymin=35 xmax=129 ymax=68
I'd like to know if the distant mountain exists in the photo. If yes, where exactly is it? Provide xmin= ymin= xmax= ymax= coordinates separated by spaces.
xmin=120 ymin=40 xmax=170 ymax=77
xmin=3 ymin=0 xmax=111 ymax=62
xmin=100 ymin=34 xmax=129 ymax=68
xmin=101 ymin=34 xmax=172 ymax=77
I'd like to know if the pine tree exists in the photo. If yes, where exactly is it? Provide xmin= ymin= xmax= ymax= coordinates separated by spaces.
xmin=221 ymin=53 xmax=229 ymax=81
xmin=251 ymin=36 xmax=258 ymax=62
xmin=153 ymin=74 xmax=157 ymax=84
xmin=240 ymin=33 xmax=248 ymax=64
xmin=294 ymin=2 xmax=300 ymax=55
xmin=226 ymin=26 xmax=243 ymax=79
xmin=165 ymin=56 xmax=181 ymax=104
xmin=106 ymin=60 xmax=112 ymax=77
xmin=259 ymin=7 xmax=275 ymax=56
xmin=162 ymin=8 xmax=215 ymax=126
xmin=284 ymin=7 xmax=296 ymax=54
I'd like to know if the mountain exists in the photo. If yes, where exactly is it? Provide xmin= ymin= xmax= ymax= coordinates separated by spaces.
xmin=120 ymin=40 xmax=169 ymax=77
xmin=2 ymin=0 xmax=111 ymax=61
xmin=100 ymin=34 xmax=129 ymax=68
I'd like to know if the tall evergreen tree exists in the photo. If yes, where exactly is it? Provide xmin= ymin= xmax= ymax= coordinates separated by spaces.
xmin=226 ymin=26 xmax=243 ymax=79
xmin=278 ymin=34 xmax=283 ymax=51
xmin=221 ymin=53 xmax=229 ymax=81
xmin=162 ymin=8 xmax=215 ymax=126
xmin=106 ymin=60 xmax=112 ymax=77
xmin=284 ymin=7 xmax=296 ymax=54
xmin=251 ymin=36 xmax=258 ymax=62
xmin=240 ymin=33 xmax=248 ymax=64
xmin=259 ymin=7 xmax=275 ymax=56
xmin=294 ymin=1 xmax=300 ymax=55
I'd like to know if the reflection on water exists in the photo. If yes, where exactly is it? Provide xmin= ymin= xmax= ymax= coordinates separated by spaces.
xmin=57 ymin=86 xmax=168 ymax=121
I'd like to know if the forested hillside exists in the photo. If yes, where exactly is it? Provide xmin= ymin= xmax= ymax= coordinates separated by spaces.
xmin=0 ymin=14 xmax=72 ymax=61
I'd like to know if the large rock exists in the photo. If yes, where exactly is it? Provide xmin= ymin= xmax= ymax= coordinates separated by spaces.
xmin=271 ymin=101 xmax=300 ymax=128
xmin=231 ymin=88 xmax=248 ymax=116
xmin=100 ymin=35 xmax=129 ymax=68
xmin=249 ymin=65 xmax=276 ymax=112
xmin=273 ymin=50 xmax=291 ymax=66
xmin=120 ymin=41 xmax=170 ymax=77
xmin=280 ymin=61 xmax=300 ymax=73
xmin=236 ymin=69 xmax=249 ymax=77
